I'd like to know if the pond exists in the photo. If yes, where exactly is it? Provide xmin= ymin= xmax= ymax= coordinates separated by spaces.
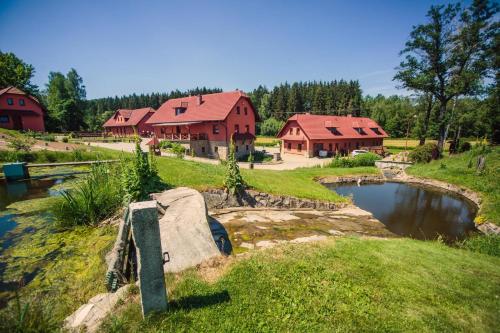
xmin=328 ymin=182 xmax=478 ymax=241
xmin=0 ymin=178 xmax=63 ymax=249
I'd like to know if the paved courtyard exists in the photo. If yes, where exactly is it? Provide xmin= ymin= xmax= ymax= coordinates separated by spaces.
xmin=87 ymin=140 xmax=333 ymax=170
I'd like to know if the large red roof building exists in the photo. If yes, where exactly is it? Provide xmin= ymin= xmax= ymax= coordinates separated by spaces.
xmin=277 ymin=114 xmax=388 ymax=157
xmin=0 ymin=86 xmax=45 ymax=132
xmin=103 ymin=107 xmax=155 ymax=137
xmin=146 ymin=90 xmax=257 ymax=159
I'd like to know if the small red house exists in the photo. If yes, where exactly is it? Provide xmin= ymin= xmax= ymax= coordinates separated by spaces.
xmin=146 ymin=91 xmax=257 ymax=159
xmin=277 ymin=114 xmax=388 ymax=157
xmin=103 ymin=107 xmax=155 ymax=137
xmin=0 ymin=86 xmax=45 ymax=132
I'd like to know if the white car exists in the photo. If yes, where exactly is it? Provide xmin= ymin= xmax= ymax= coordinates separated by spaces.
xmin=351 ymin=149 xmax=369 ymax=157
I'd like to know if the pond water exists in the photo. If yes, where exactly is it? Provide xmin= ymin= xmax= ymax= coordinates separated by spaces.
xmin=0 ymin=178 xmax=62 ymax=249
xmin=329 ymin=182 xmax=478 ymax=241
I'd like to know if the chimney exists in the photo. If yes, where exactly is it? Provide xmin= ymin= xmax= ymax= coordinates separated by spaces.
xmin=197 ymin=94 xmax=203 ymax=106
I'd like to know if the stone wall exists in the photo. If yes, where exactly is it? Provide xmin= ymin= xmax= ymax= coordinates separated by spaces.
xmin=202 ymin=188 xmax=348 ymax=210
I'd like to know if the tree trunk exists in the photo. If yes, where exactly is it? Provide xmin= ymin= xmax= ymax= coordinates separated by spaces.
xmin=437 ymin=100 xmax=447 ymax=153
xmin=419 ymin=95 xmax=434 ymax=146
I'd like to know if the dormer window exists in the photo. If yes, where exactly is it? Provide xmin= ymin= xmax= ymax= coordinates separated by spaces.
xmin=370 ymin=127 xmax=382 ymax=135
xmin=175 ymin=107 xmax=186 ymax=116
xmin=354 ymin=127 xmax=367 ymax=135
xmin=19 ymin=99 xmax=25 ymax=106
xmin=329 ymin=127 xmax=342 ymax=136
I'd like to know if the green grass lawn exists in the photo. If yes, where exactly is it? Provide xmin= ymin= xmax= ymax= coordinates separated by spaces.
xmin=102 ymin=237 xmax=500 ymax=332
xmin=153 ymin=156 xmax=378 ymax=202
xmin=407 ymin=146 xmax=499 ymax=225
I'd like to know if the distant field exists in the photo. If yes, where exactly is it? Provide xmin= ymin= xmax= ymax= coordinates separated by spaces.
xmin=255 ymin=136 xmax=279 ymax=143
xmin=384 ymin=138 xmax=479 ymax=149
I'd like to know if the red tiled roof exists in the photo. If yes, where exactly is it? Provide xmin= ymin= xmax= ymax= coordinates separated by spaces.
xmin=0 ymin=86 xmax=42 ymax=104
xmin=277 ymin=114 xmax=388 ymax=140
xmin=146 ymin=91 xmax=251 ymax=125
xmin=103 ymin=107 xmax=155 ymax=127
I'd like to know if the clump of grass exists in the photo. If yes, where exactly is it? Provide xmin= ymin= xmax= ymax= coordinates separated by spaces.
xmin=52 ymin=163 xmax=123 ymax=227
xmin=458 ymin=234 xmax=500 ymax=257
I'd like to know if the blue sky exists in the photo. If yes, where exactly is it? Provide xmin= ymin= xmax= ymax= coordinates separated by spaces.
xmin=0 ymin=0 xmax=454 ymax=99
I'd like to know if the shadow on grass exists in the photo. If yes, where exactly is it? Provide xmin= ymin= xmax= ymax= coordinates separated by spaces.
xmin=168 ymin=290 xmax=231 ymax=311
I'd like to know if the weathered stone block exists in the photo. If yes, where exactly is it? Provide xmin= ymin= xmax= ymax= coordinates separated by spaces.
xmin=130 ymin=201 xmax=168 ymax=316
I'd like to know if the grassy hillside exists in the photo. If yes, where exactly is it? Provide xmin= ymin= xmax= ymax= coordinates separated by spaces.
xmin=407 ymin=146 xmax=499 ymax=225
xmin=102 ymin=237 xmax=500 ymax=332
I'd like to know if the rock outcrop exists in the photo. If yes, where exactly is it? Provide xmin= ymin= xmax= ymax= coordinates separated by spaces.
xmin=202 ymin=188 xmax=348 ymax=210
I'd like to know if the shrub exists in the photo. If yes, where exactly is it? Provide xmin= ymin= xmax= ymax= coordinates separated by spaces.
xmin=159 ymin=140 xmax=172 ymax=149
xmin=224 ymin=143 xmax=245 ymax=194
xmin=408 ymin=143 xmax=440 ymax=163
xmin=170 ymin=143 xmax=186 ymax=158
xmin=7 ymin=135 xmax=35 ymax=152
xmin=459 ymin=234 xmax=500 ymax=257
xmin=329 ymin=153 xmax=380 ymax=168
xmin=458 ymin=141 xmax=472 ymax=153
xmin=52 ymin=163 xmax=123 ymax=227
xmin=121 ymin=140 xmax=166 ymax=203
xmin=62 ymin=137 xmax=69 ymax=143
xmin=351 ymin=152 xmax=381 ymax=167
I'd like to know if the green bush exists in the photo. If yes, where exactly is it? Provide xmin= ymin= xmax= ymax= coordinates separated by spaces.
xmin=170 ymin=143 xmax=186 ymax=158
xmin=159 ymin=140 xmax=173 ymax=149
xmin=52 ymin=163 xmax=123 ymax=227
xmin=62 ymin=137 xmax=69 ymax=143
xmin=329 ymin=153 xmax=380 ymax=168
xmin=238 ymin=151 xmax=272 ymax=163
xmin=408 ymin=143 xmax=440 ymax=163
xmin=121 ymin=141 xmax=166 ymax=203
xmin=458 ymin=141 xmax=472 ymax=153
xmin=224 ymin=143 xmax=245 ymax=194
xmin=7 ymin=135 xmax=35 ymax=152
xmin=459 ymin=234 xmax=500 ymax=257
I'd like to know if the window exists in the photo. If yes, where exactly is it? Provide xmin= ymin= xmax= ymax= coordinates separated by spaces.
xmin=329 ymin=127 xmax=342 ymax=136
xmin=213 ymin=125 xmax=220 ymax=134
xmin=235 ymin=145 xmax=239 ymax=152
xmin=244 ymin=107 xmax=248 ymax=115
xmin=0 ymin=115 xmax=9 ymax=123
xmin=19 ymin=99 xmax=25 ymax=106
xmin=328 ymin=143 xmax=332 ymax=151
xmin=215 ymin=146 xmax=219 ymax=153
xmin=289 ymin=128 xmax=293 ymax=135
xmin=287 ymin=142 xmax=291 ymax=150
xmin=245 ymin=125 xmax=249 ymax=133
xmin=246 ymin=145 xmax=249 ymax=151
xmin=370 ymin=127 xmax=382 ymax=135
xmin=236 ymin=106 xmax=240 ymax=115
xmin=7 ymin=98 xmax=13 ymax=105
xmin=354 ymin=127 xmax=367 ymax=135
xmin=175 ymin=107 xmax=186 ymax=116
xmin=296 ymin=128 xmax=300 ymax=135
xmin=160 ymin=128 xmax=165 ymax=134
xmin=201 ymin=146 xmax=206 ymax=153
xmin=234 ymin=124 xmax=240 ymax=133
xmin=298 ymin=144 xmax=302 ymax=152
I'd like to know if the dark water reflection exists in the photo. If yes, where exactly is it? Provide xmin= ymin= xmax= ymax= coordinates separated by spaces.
xmin=0 ymin=178 xmax=62 ymax=211
xmin=330 ymin=182 xmax=478 ymax=241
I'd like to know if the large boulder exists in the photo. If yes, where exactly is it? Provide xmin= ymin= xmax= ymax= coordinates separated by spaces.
xmin=152 ymin=187 xmax=221 ymax=273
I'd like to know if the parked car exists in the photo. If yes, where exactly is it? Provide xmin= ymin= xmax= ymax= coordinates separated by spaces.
xmin=351 ymin=149 xmax=369 ymax=157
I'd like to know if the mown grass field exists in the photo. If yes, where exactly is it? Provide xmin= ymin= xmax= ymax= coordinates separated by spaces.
xmin=407 ymin=146 xmax=499 ymax=226
xmin=102 ymin=238 xmax=500 ymax=332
